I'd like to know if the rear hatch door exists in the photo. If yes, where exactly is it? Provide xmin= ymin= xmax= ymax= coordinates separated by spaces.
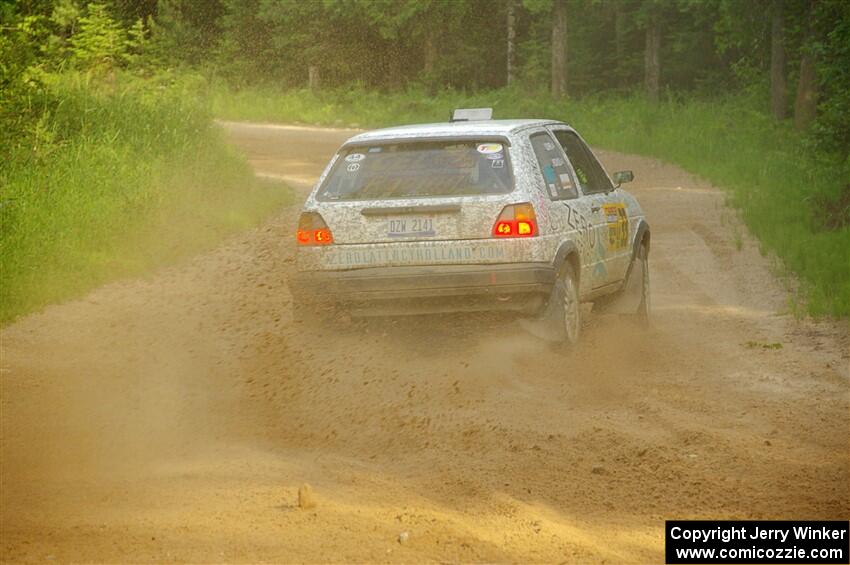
xmin=315 ymin=138 xmax=515 ymax=243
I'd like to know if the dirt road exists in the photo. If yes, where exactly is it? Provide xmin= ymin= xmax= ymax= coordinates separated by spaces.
xmin=2 ymin=121 xmax=848 ymax=563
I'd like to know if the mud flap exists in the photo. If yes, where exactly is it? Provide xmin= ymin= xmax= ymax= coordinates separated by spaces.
xmin=517 ymin=276 xmax=568 ymax=343
xmin=602 ymin=257 xmax=645 ymax=315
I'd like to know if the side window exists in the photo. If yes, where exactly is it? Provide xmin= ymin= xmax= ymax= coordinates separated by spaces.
xmin=553 ymin=130 xmax=613 ymax=194
xmin=528 ymin=132 xmax=578 ymax=200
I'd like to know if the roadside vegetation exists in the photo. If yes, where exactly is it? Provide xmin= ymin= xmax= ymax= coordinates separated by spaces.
xmin=212 ymin=86 xmax=849 ymax=316
xmin=0 ymin=7 xmax=291 ymax=323
xmin=198 ymin=0 xmax=850 ymax=318
xmin=3 ymin=0 xmax=848 ymax=317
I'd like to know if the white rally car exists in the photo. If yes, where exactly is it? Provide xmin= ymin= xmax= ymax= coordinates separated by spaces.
xmin=291 ymin=109 xmax=650 ymax=346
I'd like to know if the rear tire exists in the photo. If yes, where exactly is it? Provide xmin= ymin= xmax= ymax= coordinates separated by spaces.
xmin=544 ymin=261 xmax=581 ymax=348
xmin=633 ymin=243 xmax=650 ymax=325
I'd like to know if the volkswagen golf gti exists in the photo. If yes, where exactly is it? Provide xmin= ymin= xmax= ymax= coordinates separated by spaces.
xmin=290 ymin=108 xmax=650 ymax=347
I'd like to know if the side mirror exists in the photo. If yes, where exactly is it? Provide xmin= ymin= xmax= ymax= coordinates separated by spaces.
xmin=612 ymin=170 xmax=634 ymax=187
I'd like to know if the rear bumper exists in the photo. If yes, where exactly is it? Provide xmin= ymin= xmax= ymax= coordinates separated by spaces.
xmin=290 ymin=263 xmax=555 ymax=316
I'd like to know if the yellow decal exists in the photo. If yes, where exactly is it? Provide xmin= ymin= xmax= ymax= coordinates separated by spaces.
xmin=603 ymin=203 xmax=629 ymax=251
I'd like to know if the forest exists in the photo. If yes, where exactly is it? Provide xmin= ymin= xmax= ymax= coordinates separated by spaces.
xmin=2 ymin=0 xmax=849 ymax=318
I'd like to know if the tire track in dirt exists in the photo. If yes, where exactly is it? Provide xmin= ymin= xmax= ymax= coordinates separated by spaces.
xmin=1 ymin=123 xmax=847 ymax=563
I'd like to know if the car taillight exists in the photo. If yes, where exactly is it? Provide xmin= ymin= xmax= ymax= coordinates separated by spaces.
xmin=493 ymin=203 xmax=538 ymax=237
xmin=296 ymin=212 xmax=334 ymax=245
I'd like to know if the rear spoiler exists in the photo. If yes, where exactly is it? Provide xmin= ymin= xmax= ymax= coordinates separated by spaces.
xmin=343 ymin=135 xmax=511 ymax=149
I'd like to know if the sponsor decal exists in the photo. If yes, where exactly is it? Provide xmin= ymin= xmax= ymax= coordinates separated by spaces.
xmin=564 ymin=204 xmax=595 ymax=250
xmin=345 ymin=153 xmax=366 ymax=162
xmin=491 ymin=159 xmax=505 ymax=169
xmin=477 ymin=143 xmax=503 ymax=154
xmin=593 ymin=227 xmax=608 ymax=280
xmin=347 ymin=163 xmax=360 ymax=172
xmin=603 ymin=202 xmax=629 ymax=251
xmin=322 ymin=244 xmax=507 ymax=268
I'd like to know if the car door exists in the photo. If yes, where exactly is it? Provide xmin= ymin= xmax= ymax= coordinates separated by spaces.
xmin=526 ymin=130 xmax=602 ymax=294
xmin=549 ymin=127 xmax=630 ymax=286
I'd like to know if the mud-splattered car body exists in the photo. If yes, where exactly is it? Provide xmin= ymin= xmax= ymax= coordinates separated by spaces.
xmin=291 ymin=117 xmax=650 ymax=329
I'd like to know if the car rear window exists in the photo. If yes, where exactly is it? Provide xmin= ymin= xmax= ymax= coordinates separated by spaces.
xmin=317 ymin=140 xmax=514 ymax=201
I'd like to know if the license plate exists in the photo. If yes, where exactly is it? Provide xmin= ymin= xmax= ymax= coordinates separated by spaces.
xmin=387 ymin=216 xmax=436 ymax=238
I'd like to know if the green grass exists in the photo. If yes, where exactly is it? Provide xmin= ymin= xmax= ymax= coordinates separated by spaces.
xmin=0 ymin=72 xmax=292 ymax=323
xmin=210 ymin=84 xmax=850 ymax=317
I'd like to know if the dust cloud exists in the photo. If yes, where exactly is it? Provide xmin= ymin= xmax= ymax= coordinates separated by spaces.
xmin=1 ymin=124 xmax=847 ymax=563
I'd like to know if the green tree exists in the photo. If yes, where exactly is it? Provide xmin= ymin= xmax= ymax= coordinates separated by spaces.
xmin=793 ymin=0 xmax=818 ymax=130
xmin=811 ymin=0 xmax=850 ymax=156
xmin=70 ymin=3 xmax=127 ymax=70
xmin=147 ymin=0 xmax=224 ymax=67
xmin=770 ymin=0 xmax=788 ymax=119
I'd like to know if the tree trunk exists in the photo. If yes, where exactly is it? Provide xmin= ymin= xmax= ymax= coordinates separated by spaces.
xmin=506 ymin=0 xmax=516 ymax=86
xmin=644 ymin=14 xmax=660 ymax=103
xmin=770 ymin=0 xmax=787 ymax=120
xmin=550 ymin=0 xmax=567 ymax=98
xmin=615 ymin=3 xmax=627 ymax=88
xmin=308 ymin=65 xmax=320 ymax=90
xmin=794 ymin=52 xmax=817 ymax=130
xmin=793 ymin=1 xmax=818 ymax=130
xmin=388 ymin=45 xmax=404 ymax=89
xmin=423 ymin=28 xmax=437 ymax=76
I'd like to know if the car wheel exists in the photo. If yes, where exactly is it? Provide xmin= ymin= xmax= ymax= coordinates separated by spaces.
xmin=543 ymin=261 xmax=581 ymax=347
xmin=635 ymin=243 xmax=650 ymax=324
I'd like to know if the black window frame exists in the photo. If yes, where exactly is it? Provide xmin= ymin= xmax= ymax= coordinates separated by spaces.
xmin=551 ymin=129 xmax=614 ymax=195
xmin=316 ymin=137 xmax=517 ymax=202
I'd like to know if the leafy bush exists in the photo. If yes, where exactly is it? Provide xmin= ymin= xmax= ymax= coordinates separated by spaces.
xmin=0 ymin=72 xmax=291 ymax=323
xmin=69 ymin=3 xmax=128 ymax=68
xmin=0 ymin=4 xmax=291 ymax=323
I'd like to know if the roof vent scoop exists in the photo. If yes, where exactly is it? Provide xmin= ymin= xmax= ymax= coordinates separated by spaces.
xmin=450 ymin=107 xmax=493 ymax=122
